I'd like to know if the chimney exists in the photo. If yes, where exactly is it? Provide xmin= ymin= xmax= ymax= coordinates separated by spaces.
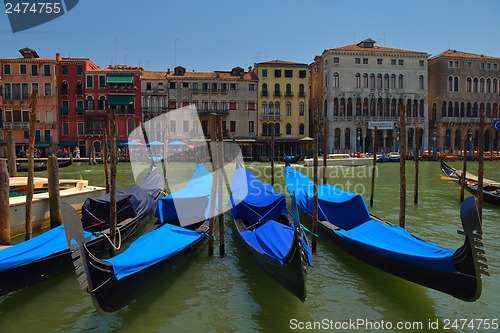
xmin=167 ymin=68 xmax=170 ymax=74
xmin=56 ymin=53 xmax=60 ymax=61
xmin=248 ymin=66 xmax=252 ymax=73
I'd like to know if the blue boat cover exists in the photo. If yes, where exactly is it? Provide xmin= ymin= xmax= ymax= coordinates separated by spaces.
xmin=285 ymin=166 xmax=369 ymax=230
xmin=81 ymin=166 xmax=163 ymax=227
xmin=107 ymin=223 xmax=203 ymax=280
xmin=0 ymin=226 xmax=95 ymax=273
xmin=155 ymin=163 xmax=214 ymax=226
xmin=230 ymin=168 xmax=288 ymax=223
xmin=285 ymin=166 xmax=456 ymax=273
xmin=335 ymin=221 xmax=457 ymax=273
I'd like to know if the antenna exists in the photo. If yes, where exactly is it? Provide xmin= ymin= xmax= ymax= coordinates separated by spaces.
xmin=174 ymin=38 xmax=178 ymax=67
xmin=114 ymin=35 xmax=118 ymax=66
xmin=256 ymin=51 xmax=261 ymax=63
xmin=123 ymin=46 xmax=129 ymax=65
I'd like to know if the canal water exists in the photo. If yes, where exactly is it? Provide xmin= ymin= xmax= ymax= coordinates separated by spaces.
xmin=1 ymin=161 xmax=498 ymax=333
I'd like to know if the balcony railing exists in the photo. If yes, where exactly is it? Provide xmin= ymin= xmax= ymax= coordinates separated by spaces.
xmin=441 ymin=117 xmax=495 ymax=124
xmin=197 ymin=109 xmax=230 ymax=115
xmin=273 ymin=91 xmax=281 ymax=97
xmin=298 ymin=92 xmax=306 ymax=97
xmin=107 ymin=84 xmax=138 ymax=92
xmin=2 ymin=122 xmax=29 ymax=129
xmin=261 ymin=114 xmax=282 ymax=121
xmin=285 ymin=92 xmax=293 ymax=97
xmin=261 ymin=91 xmax=268 ymax=97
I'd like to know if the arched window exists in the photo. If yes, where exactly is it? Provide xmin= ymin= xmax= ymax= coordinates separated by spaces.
xmin=419 ymin=75 xmax=424 ymax=90
xmin=473 ymin=78 xmax=479 ymax=92
xmin=286 ymin=123 xmax=292 ymax=135
xmin=274 ymin=83 xmax=280 ymax=97
xmin=274 ymin=123 xmax=280 ymax=135
xmin=454 ymin=77 xmax=459 ymax=91
xmin=355 ymin=73 xmax=361 ymax=88
xmin=333 ymin=73 xmax=340 ymax=87
xmin=347 ymin=98 xmax=353 ymax=116
xmin=370 ymin=74 xmax=375 ymax=88
xmin=286 ymin=102 xmax=292 ymax=116
xmin=493 ymin=78 xmax=498 ymax=93
xmin=466 ymin=77 xmax=472 ymax=92
xmin=98 ymin=95 xmax=106 ymax=110
xmin=441 ymin=101 xmax=447 ymax=117
xmin=480 ymin=78 xmax=485 ymax=93
xmin=299 ymin=123 xmax=305 ymax=135
xmin=466 ymin=102 xmax=472 ymax=117
xmin=356 ymin=98 xmax=361 ymax=116
xmin=299 ymin=102 xmax=305 ymax=116
xmin=269 ymin=102 xmax=274 ymax=114
xmin=262 ymin=83 xmax=268 ymax=96
xmin=286 ymin=83 xmax=292 ymax=96
xmin=363 ymin=74 xmax=368 ymax=88
xmin=262 ymin=101 xmax=268 ymax=114
xmin=391 ymin=74 xmax=396 ymax=88
xmin=384 ymin=74 xmax=389 ymax=89
xmin=448 ymin=101 xmax=453 ymax=117
xmin=86 ymin=95 xmax=94 ymax=111
xmin=262 ymin=123 xmax=268 ymax=135
xmin=460 ymin=102 xmax=465 ymax=117
xmin=486 ymin=78 xmax=492 ymax=93
xmin=298 ymin=84 xmax=305 ymax=97
xmin=333 ymin=98 xmax=339 ymax=116
xmin=275 ymin=101 xmax=280 ymax=114
xmin=61 ymin=81 xmax=69 ymax=95
xmin=398 ymin=74 xmax=404 ymax=89
xmin=76 ymin=81 xmax=83 ymax=95
xmin=377 ymin=74 xmax=382 ymax=88
xmin=454 ymin=102 xmax=459 ymax=117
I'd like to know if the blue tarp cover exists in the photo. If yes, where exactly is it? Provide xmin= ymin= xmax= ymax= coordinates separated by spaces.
xmin=285 ymin=166 xmax=369 ymax=230
xmin=230 ymin=168 xmax=288 ymax=223
xmin=335 ymin=220 xmax=457 ymax=273
xmin=0 ymin=226 xmax=95 ymax=272
xmin=82 ymin=166 xmax=163 ymax=227
xmin=107 ymin=223 xmax=203 ymax=280
xmin=285 ymin=166 xmax=456 ymax=273
xmin=240 ymin=220 xmax=297 ymax=264
xmin=155 ymin=163 xmax=213 ymax=226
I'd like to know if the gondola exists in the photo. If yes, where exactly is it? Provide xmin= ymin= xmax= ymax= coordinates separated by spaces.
xmin=229 ymin=166 xmax=312 ymax=301
xmin=16 ymin=158 xmax=73 ymax=172
xmin=440 ymin=160 xmax=500 ymax=206
xmin=283 ymin=153 xmax=303 ymax=164
xmin=64 ymin=163 xmax=213 ymax=314
xmin=285 ymin=165 xmax=488 ymax=301
xmin=0 ymin=165 xmax=163 ymax=296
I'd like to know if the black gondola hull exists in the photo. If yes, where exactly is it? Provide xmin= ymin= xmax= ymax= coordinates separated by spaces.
xmin=234 ymin=216 xmax=308 ymax=302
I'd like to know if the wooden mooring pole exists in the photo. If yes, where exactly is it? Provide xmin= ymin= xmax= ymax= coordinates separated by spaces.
xmin=217 ymin=115 xmax=225 ymax=256
xmin=399 ymin=105 xmax=407 ymax=228
xmin=102 ymin=128 xmax=110 ymax=193
xmin=322 ymin=119 xmax=328 ymax=185
xmin=460 ymin=131 xmax=468 ymax=202
xmin=25 ymin=89 xmax=38 ymax=240
xmin=312 ymin=108 xmax=319 ymax=253
xmin=6 ymin=131 xmax=17 ymax=177
xmin=109 ymin=108 xmax=118 ymax=257
xmin=271 ymin=123 xmax=275 ymax=186
xmin=414 ymin=126 xmax=420 ymax=204
xmin=370 ymin=127 xmax=377 ymax=207
xmin=208 ymin=114 xmax=217 ymax=256
xmin=477 ymin=109 xmax=485 ymax=221
xmin=47 ymin=156 xmax=62 ymax=229
xmin=0 ymin=159 xmax=10 ymax=245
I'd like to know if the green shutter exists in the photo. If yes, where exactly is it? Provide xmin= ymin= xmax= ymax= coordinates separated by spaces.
xmin=108 ymin=95 xmax=134 ymax=105
xmin=106 ymin=75 xmax=134 ymax=84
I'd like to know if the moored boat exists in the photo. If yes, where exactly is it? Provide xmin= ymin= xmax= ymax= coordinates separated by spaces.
xmin=230 ymin=166 xmax=312 ymax=301
xmin=304 ymin=153 xmax=372 ymax=167
xmin=285 ymin=166 xmax=488 ymax=301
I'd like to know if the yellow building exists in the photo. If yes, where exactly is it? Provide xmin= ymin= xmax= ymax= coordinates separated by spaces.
xmin=254 ymin=60 xmax=309 ymax=160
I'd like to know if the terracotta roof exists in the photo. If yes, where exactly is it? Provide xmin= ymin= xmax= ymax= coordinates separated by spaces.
xmin=256 ymin=59 xmax=308 ymax=66
xmin=141 ymin=71 xmax=167 ymax=80
xmin=165 ymin=71 xmax=256 ymax=81
xmin=324 ymin=42 xmax=428 ymax=56
xmin=429 ymin=49 xmax=500 ymax=61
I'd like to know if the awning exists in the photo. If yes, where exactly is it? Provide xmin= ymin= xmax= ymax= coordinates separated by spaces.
xmin=108 ymin=95 xmax=134 ymax=106
xmin=106 ymin=140 xmax=128 ymax=146
xmin=106 ymin=75 xmax=134 ymax=84
xmin=34 ymin=142 xmax=51 ymax=148
xmin=58 ymin=141 xmax=77 ymax=147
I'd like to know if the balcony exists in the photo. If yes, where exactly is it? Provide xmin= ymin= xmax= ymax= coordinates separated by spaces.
xmin=298 ymin=92 xmax=306 ymax=98
xmin=285 ymin=92 xmax=294 ymax=97
xmin=2 ymin=122 xmax=29 ymax=129
xmin=197 ymin=109 xmax=229 ymax=115
xmin=273 ymin=91 xmax=281 ymax=97
xmin=107 ymin=84 xmax=138 ymax=92
xmin=261 ymin=91 xmax=268 ymax=97
xmin=441 ymin=117 xmax=495 ymax=125
xmin=261 ymin=114 xmax=282 ymax=121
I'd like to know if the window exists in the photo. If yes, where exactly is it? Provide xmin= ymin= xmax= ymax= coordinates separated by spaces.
xmin=181 ymin=82 xmax=188 ymax=88
xmin=398 ymin=59 xmax=404 ymax=65
xmin=419 ymin=60 xmax=425 ymax=66
xmin=333 ymin=57 xmax=339 ymax=64
xmin=363 ymin=74 xmax=368 ymax=88
xmin=299 ymin=70 xmax=306 ymax=78
xmin=355 ymin=73 xmax=361 ymax=88
xmin=229 ymin=101 xmax=237 ymax=110
xmin=183 ymin=120 xmax=189 ymax=133
xmin=146 ymin=82 xmax=152 ymax=90
xmin=333 ymin=73 xmax=339 ymax=87
xmin=31 ymin=64 xmax=38 ymax=76
xmin=61 ymin=100 xmax=69 ymax=115
xmin=220 ymin=83 xmax=227 ymax=92
xmin=299 ymin=123 xmax=305 ymax=135
xmin=391 ymin=59 xmax=397 ymax=65
xmin=362 ymin=58 xmax=368 ymax=64
xmin=261 ymin=69 xmax=267 ymax=78
xmin=286 ymin=102 xmax=291 ymax=116
xmin=466 ymin=77 xmax=472 ymax=92
xmin=98 ymin=96 xmax=106 ymax=110
xmin=20 ymin=64 xmax=27 ymax=74
xmin=86 ymin=75 xmax=93 ymax=88
xmin=4 ymin=83 xmax=12 ymax=99
xmin=86 ymin=96 xmax=94 ymax=110
xmin=21 ymin=83 xmax=29 ymax=100
xmin=3 ymin=64 xmax=11 ymax=74
xmin=286 ymin=123 xmax=292 ymax=135
xmin=44 ymin=83 xmax=52 ymax=96
xmin=169 ymin=100 xmax=177 ymax=109
xmin=99 ymin=75 xmax=106 ymax=88
xmin=230 ymin=83 xmax=237 ymax=90
xmin=230 ymin=121 xmax=236 ymax=133
xmin=76 ymin=65 xmax=83 ymax=75
xmin=24 ymin=131 xmax=29 ymax=139
xmin=76 ymin=81 xmax=83 ymax=95
xmin=61 ymin=81 xmax=68 ymax=95
xmin=249 ymin=83 xmax=255 ymax=91
xmin=61 ymin=65 xmax=67 ymax=75
xmin=480 ymin=63 xmax=485 ymax=69
xmin=285 ymin=70 xmax=293 ymax=78
xmin=170 ymin=120 xmax=176 ymax=132
xmin=211 ymin=101 xmax=217 ymax=111
xmin=167 ymin=81 xmax=176 ymax=89
xmin=44 ymin=64 xmax=51 ymax=76
xmin=221 ymin=101 xmax=227 ymax=111
xmin=299 ymin=102 xmax=304 ymax=116
xmin=211 ymin=82 xmax=218 ymax=92
xmin=377 ymin=59 xmax=383 ymax=65
xmin=274 ymin=69 xmax=281 ymax=78
xmin=77 ymin=122 xmax=84 ymax=135
xmin=298 ymin=84 xmax=305 ymax=97
xmin=467 ymin=62 xmax=472 ymax=69
xmin=398 ymin=75 xmax=404 ymax=89
xmin=192 ymin=82 xmax=199 ymax=92
xmin=62 ymin=122 xmax=69 ymax=135
xmin=419 ymin=75 xmax=424 ymax=90
xmin=249 ymin=121 xmax=254 ymax=133
xmin=248 ymin=101 xmax=255 ymax=110
xmin=355 ymin=58 xmax=361 ymax=64
xmin=44 ymin=130 xmax=51 ymax=142
xmin=76 ymin=101 xmax=84 ymax=115
xmin=31 ymin=83 xmax=38 ymax=95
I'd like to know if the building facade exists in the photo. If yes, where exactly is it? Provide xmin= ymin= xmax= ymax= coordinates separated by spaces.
xmin=254 ymin=60 xmax=309 ymax=159
xmin=428 ymin=49 xmax=500 ymax=153
xmin=0 ymin=48 xmax=58 ymax=157
xmin=141 ymin=65 xmax=258 ymax=158
xmin=311 ymin=39 xmax=430 ymax=155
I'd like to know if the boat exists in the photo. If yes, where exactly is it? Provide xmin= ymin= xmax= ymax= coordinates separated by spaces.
xmin=64 ymin=163 xmax=213 ymax=313
xmin=16 ymin=158 xmax=73 ymax=172
xmin=304 ymin=153 xmax=372 ymax=167
xmin=8 ymin=177 xmax=106 ymax=238
xmin=229 ymin=166 xmax=312 ymax=301
xmin=387 ymin=152 xmax=401 ymax=162
xmin=0 ymin=166 xmax=164 ymax=296
xmin=285 ymin=165 xmax=488 ymax=301
xmin=283 ymin=153 xmax=303 ymax=164
xmin=440 ymin=160 xmax=500 ymax=206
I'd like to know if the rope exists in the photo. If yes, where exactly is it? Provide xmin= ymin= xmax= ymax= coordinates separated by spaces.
xmin=95 ymin=226 xmax=122 ymax=251
xmin=300 ymin=223 xmax=318 ymax=237
xmin=195 ymin=228 xmax=216 ymax=241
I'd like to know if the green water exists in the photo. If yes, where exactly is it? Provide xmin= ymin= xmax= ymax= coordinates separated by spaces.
xmin=1 ymin=161 xmax=499 ymax=333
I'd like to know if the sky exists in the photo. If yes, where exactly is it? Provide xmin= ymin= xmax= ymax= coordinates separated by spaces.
xmin=1 ymin=0 xmax=500 ymax=72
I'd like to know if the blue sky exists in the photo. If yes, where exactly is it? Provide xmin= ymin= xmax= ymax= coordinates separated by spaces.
xmin=1 ymin=0 xmax=499 ymax=72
